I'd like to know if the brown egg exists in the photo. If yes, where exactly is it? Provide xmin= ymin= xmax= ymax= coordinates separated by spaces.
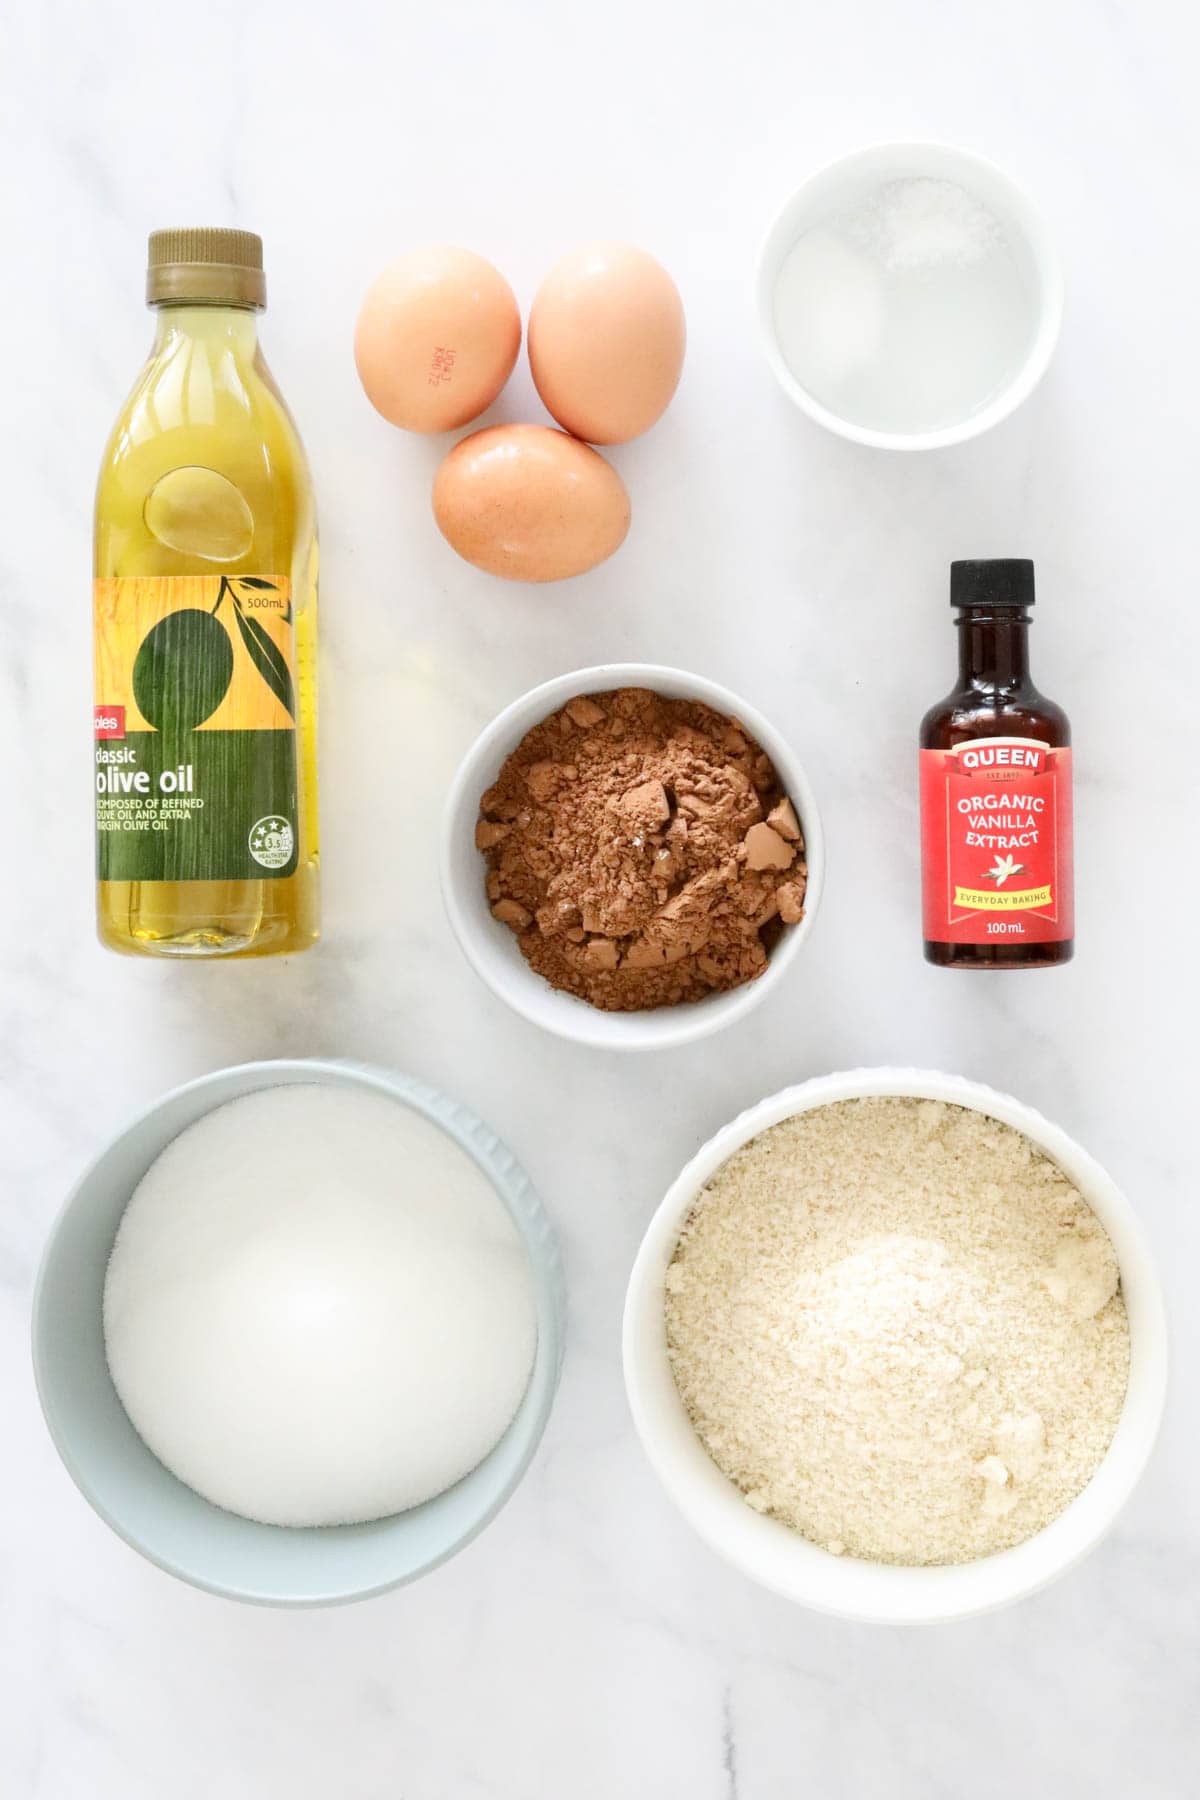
xmin=354 ymin=247 xmax=521 ymax=432
xmin=527 ymin=243 xmax=686 ymax=444
xmin=433 ymin=424 xmax=631 ymax=582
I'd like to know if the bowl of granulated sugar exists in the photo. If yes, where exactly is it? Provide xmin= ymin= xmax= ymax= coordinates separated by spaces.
xmin=33 ymin=1059 xmax=565 ymax=1606
xmin=623 ymin=1068 xmax=1166 ymax=1623
xmin=757 ymin=142 xmax=1063 ymax=449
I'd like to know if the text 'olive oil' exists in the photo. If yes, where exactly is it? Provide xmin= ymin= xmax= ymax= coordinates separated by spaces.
xmin=94 ymin=228 xmax=319 ymax=956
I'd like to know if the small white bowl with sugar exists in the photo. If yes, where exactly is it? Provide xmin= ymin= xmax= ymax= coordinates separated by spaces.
xmin=623 ymin=1068 xmax=1167 ymax=1624
xmin=757 ymin=142 xmax=1064 ymax=450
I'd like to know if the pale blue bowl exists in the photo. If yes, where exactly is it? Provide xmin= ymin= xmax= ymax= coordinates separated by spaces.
xmin=32 ymin=1059 xmax=566 ymax=1607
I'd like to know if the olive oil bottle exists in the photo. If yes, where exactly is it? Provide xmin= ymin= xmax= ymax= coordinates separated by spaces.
xmin=94 ymin=228 xmax=319 ymax=956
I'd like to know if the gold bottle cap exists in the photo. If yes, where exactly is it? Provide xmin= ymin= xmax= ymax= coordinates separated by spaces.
xmin=146 ymin=228 xmax=266 ymax=309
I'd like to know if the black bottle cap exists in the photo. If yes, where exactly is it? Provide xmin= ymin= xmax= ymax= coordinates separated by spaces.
xmin=950 ymin=559 xmax=1035 ymax=609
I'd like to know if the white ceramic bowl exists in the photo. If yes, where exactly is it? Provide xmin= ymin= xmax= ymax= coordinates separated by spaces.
xmin=757 ymin=142 xmax=1064 ymax=450
xmin=440 ymin=664 xmax=825 ymax=1052
xmin=623 ymin=1068 xmax=1167 ymax=1623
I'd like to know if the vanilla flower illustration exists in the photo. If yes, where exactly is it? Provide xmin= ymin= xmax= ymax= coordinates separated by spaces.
xmin=985 ymin=854 xmax=1023 ymax=887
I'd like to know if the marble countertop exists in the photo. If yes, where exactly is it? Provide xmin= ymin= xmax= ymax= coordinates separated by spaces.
xmin=3 ymin=1 xmax=1197 ymax=1794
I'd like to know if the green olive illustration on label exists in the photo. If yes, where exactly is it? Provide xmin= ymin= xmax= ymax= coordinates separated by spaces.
xmin=221 ymin=576 xmax=295 ymax=719
xmin=132 ymin=607 xmax=234 ymax=733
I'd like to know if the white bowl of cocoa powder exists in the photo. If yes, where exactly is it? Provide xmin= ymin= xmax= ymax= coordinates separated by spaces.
xmin=440 ymin=665 xmax=825 ymax=1050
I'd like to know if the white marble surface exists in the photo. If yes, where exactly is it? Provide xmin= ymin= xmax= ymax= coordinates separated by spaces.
xmin=3 ymin=1 xmax=1198 ymax=1793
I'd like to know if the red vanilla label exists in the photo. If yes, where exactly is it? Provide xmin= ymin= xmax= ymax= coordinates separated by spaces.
xmin=94 ymin=704 xmax=125 ymax=739
xmin=920 ymin=736 xmax=1073 ymax=945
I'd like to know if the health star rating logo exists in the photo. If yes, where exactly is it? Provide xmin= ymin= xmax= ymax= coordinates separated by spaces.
xmin=248 ymin=815 xmax=294 ymax=870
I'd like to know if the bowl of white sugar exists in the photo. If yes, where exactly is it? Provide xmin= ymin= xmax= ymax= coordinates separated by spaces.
xmin=757 ymin=143 xmax=1063 ymax=449
xmin=32 ymin=1060 xmax=565 ymax=1605
xmin=623 ymin=1069 xmax=1166 ymax=1623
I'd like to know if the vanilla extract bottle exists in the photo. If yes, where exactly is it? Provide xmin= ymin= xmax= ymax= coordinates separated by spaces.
xmin=919 ymin=560 xmax=1073 ymax=968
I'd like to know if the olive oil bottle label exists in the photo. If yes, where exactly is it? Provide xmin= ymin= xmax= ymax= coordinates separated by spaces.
xmin=94 ymin=574 xmax=298 ymax=881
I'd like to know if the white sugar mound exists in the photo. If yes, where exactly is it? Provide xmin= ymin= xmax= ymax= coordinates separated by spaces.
xmin=104 ymin=1085 xmax=537 ymax=1527
xmin=849 ymin=177 xmax=1003 ymax=271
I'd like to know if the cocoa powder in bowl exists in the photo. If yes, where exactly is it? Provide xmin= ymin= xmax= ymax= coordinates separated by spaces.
xmin=475 ymin=687 xmax=807 ymax=1012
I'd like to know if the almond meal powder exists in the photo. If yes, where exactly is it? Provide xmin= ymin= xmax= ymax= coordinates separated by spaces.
xmin=665 ymin=1097 xmax=1131 ymax=1565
